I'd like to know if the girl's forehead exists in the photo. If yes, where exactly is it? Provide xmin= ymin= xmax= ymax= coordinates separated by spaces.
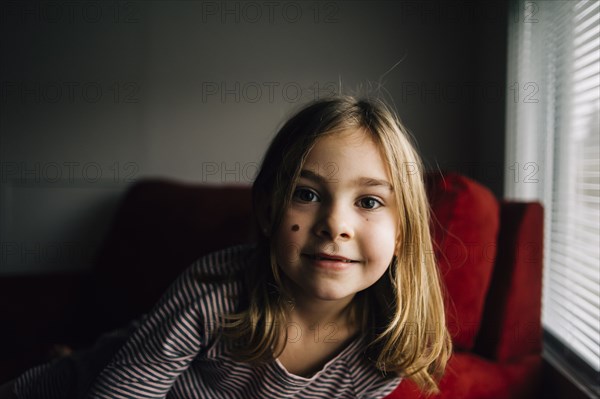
xmin=306 ymin=128 xmax=381 ymax=160
xmin=302 ymin=128 xmax=392 ymax=182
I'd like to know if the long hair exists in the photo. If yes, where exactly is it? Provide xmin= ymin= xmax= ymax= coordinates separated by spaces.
xmin=217 ymin=95 xmax=452 ymax=394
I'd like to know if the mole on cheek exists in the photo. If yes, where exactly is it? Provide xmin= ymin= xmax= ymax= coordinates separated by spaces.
xmin=291 ymin=224 xmax=300 ymax=231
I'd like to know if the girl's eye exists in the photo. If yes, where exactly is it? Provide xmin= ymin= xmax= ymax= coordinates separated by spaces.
xmin=358 ymin=197 xmax=383 ymax=210
xmin=293 ymin=188 xmax=320 ymax=202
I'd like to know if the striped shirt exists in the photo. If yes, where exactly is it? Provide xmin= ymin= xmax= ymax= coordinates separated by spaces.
xmin=18 ymin=244 xmax=402 ymax=399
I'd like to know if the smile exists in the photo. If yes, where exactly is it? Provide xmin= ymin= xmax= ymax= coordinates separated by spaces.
xmin=307 ymin=252 xmax=359 ymax=262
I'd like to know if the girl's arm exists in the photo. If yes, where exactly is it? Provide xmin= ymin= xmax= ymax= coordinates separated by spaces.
xmin=86 ymin=262 xmax=210 ymax=399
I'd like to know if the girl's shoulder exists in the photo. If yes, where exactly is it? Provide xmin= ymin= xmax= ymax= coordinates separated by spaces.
xmin=187 ymin=243 xmax=258 ymax=283
xmin=160 ymin=243 xmax=257 ymax=327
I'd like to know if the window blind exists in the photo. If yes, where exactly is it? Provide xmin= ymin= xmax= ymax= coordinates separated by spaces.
xmin=505 ymin=0 xmax=600 ymax=380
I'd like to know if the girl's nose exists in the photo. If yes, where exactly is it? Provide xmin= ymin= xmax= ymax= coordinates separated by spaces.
xmin=314 ymin=203 xmax=355 ymax=241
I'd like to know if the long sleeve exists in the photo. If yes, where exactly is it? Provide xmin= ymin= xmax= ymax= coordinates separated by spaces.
xmin=86 ymin=260 xmax=211 ymax=399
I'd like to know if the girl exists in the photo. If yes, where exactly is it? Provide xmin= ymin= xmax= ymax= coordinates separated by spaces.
xmin=12 ymin=95 xmax=451 ymax=398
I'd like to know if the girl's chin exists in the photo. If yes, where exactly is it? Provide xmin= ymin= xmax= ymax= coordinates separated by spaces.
xmin=280 ymin=272 xmax=359 ymax=301
xmin=305 ymin=286 xmax=358 ymax=302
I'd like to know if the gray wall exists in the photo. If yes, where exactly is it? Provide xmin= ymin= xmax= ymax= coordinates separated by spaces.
xmin=0 ymin=0 xmax=508 ymax=274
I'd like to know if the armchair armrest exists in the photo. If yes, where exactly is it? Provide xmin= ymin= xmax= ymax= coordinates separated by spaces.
xmin=474 ymin=201 xmax=544 ymax=361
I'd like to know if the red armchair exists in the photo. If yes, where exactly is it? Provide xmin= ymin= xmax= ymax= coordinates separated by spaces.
xmin=0 ymin=172 xmax=543 ymax=398
xmin=388 ymin=173 xmax=544 ymax=398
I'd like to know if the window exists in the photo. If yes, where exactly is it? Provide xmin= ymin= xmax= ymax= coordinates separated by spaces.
xmin=505 ymin=0 xmax=599 ymax=395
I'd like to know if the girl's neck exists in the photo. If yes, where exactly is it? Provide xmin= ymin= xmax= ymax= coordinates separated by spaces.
xmin=291 ymin=297 xmax=353 ymax=324
xmin=284 ymin=291 xmax=358 ymax=334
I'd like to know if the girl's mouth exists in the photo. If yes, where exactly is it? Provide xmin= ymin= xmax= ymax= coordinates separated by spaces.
xmin=303 ymin=253 xmax=360 ymax=264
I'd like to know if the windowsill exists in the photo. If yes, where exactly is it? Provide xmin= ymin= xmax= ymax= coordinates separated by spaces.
xmin=542 ymin=346 xmax=600 ymax=399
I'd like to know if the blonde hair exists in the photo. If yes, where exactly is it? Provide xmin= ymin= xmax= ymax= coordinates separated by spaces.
xmin=216 ymin=95 xmax=452 ymax=394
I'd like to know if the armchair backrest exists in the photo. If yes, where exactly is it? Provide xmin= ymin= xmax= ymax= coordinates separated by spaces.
xmin=88 ymin=172 xmax=543 ymax=359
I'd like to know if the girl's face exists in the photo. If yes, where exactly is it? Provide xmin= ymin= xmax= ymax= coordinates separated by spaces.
xmin=274 ymin=128 xmax=399 ymax=304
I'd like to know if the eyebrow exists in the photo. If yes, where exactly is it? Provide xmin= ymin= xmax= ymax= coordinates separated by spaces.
xmin=299 ymin=169 xmax=393 ymax=191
